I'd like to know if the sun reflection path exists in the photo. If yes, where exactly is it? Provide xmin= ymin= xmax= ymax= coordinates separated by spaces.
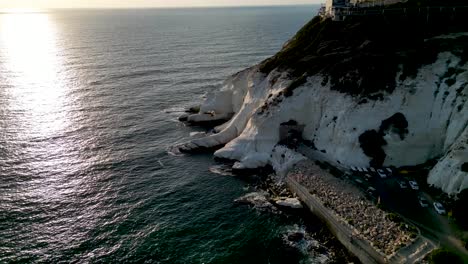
xmin=0 ymin=13 xmax=69 ymax=135
xmin=0 ymin=13 xmax=109 ymax=251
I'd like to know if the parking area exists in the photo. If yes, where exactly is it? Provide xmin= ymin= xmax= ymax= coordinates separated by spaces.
xmin=344 ymin=166 xmax=450 ymax=234
xmin=341 ymin=165 xmax=468 ymax=262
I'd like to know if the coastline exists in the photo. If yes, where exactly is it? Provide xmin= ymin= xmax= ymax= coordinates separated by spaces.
xmin=174 ymin=4 xmax=468 ymax=262
xmin=231 ymin=169 xmax=361 ymax=263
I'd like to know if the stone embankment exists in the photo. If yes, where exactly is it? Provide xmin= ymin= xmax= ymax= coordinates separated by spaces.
xmin=287 ymin=161 xmax=417 ymax=263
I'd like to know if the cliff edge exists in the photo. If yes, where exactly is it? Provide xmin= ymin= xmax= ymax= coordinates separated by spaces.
xmin=176 ymin=8 xmax=468 ymax=194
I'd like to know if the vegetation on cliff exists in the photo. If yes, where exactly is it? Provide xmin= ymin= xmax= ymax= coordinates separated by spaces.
xmin=260 ymin=4 xmax=468 ymax=98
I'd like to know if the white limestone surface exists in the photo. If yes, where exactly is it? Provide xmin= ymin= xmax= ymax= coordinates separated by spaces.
xmin=181 ymin=51 xmax=468 ymax=194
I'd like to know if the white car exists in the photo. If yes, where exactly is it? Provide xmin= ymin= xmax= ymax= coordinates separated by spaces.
xmin=398 ymin=181 xmax=408 ymax=189
xmin=370 ymin=167 xmax=376 ymax=172
xmin=386 ymin=168 xmax=393 ymax=174
xmin=433 ymin=202 xmax=446 ymax=215
xmin=355 ymin=178 xmax=364 ymax=184
xmin=362 ymin=167 xmax=368 ymax=173
xmin=408 ymin=181 xmax=419 ymax=190
xmin=377 ymin=169 xmax=387 ymax=178
xmin=418 ymin=196 xmax=429 ymax=207
xmin=367 ymin=187 xmax=377 ymax=196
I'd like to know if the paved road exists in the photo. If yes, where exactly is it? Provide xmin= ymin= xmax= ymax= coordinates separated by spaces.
xmin=350 ymin=173 xmax=468 ymax=262
xmin=296 ymin=144 xmax=468 ymax=261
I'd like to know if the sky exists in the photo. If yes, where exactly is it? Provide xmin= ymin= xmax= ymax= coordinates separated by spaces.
xmin=0 ymin=0 xmax=322 ymax=9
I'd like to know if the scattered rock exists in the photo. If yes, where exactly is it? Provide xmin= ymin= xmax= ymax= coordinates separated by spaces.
xmin=288 ymin=232 xmax=305 ymax=242
xmin=234 ymin=192 xmax=273 ymax=209
xmin=178 ymin=114 xmax=189 ymax=121
xmin=186 ymin=105 xmax=200 ymax=113
xmin=276 ymin=198 xmax=303 ymax=209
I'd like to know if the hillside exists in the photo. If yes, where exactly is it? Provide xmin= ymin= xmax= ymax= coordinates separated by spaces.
xmin=176 ymin=9 xmax=468 ymax=194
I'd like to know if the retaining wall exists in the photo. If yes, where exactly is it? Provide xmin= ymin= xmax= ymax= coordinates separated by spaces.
xmin=286 ymin=176 xmax=387 ymax=264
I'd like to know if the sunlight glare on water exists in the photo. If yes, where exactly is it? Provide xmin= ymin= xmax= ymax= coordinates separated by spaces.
xmin=0 ymin=13 xmax=69 ymax=135
xmin=0 ymin=13 xmax=87 ymax=220
xmin=0 ymin=8 xmax=327 ymax=263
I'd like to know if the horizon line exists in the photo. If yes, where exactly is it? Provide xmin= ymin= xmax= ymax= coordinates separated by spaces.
xmin=0 ymin=4 xmax=320 ymax=13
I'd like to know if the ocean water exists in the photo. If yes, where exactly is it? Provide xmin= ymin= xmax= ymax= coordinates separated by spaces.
xmin=0 ymin=6 xmax=321 ymax=263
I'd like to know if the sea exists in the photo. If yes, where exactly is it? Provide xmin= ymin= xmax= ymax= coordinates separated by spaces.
xmin=0 ymin=6 xmax=335 ymax=263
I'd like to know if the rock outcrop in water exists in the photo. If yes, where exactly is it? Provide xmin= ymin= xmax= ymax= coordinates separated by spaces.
xmin=177 ymin=7 xmax=468 ymax=194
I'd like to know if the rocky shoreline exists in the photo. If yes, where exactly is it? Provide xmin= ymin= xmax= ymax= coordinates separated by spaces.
xmin=229 ymin=171 xmax=360 ymax=263
xmin=289 ymin=160 xmax=416 ymax=257
xmin=178 ymin=102 xmax=422 ymax=262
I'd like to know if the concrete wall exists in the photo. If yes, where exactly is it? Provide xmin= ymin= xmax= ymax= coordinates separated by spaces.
xmin=350 ymin=0 xmax=407 ymax=7
xmin=286 ymin=177 xmax=387 ymax=264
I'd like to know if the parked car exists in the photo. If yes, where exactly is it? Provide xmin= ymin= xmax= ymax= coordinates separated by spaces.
xmin=377 ymin=169 xmax=387 ymax=178
xmin=364 ymin=174 xmax=372 ymax=180
xmin=385 ymin=168 xmax=392 ymax=174
xmin=433 ymin=202 xmax=446 ymax=215
xmin=355 ymin=178 xmax=364 ymax=185
xmin=370 ymin=167 xmax=376 ymax=172
xmin=351 ymin=166 xmax=358 ymax=172
xmin=408 ymin=180 xmax=419 ymax=190
xmin=362 ymin=167 xmax=368 ymax=173
xmin=367 ymin=187 xmax=377 ymax=196
xmin=418 ymin=196 xmax=429 ymax=207
xmin=398 ymin=181 xmax=408 ymax=189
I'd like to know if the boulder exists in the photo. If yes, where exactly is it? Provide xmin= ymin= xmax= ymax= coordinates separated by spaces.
xmin=276 ymin=198 xmax=303 ymax=209
xmin=234 ymin=192 xmax=272 ymax=209
xmin=287 ymin=232 xmax=305 ymax=242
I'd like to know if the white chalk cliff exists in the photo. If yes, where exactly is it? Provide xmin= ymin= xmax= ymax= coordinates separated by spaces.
xmin=177 ymin=16 xmax=468 ymax=194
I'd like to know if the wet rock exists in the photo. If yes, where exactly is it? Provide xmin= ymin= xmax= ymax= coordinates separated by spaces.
xmin=178 ymin=114 xmax=189 ymax=121
xmin=234 ymin=191 xmax=273 ymax=209
xmin=276 ymin=198 xmax=303 ymax=209
xmin=186 ymin=105 xmax=200 ymax=113
xmin=288 ymin=232 xmax=305 ymax=242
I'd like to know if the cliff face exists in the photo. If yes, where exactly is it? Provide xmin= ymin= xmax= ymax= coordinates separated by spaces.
xmin=178 ymin=14 xmax=468 ymax=194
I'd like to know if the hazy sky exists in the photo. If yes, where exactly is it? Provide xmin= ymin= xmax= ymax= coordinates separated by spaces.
xmin=0 ymin=0 xmax=322 ymax=9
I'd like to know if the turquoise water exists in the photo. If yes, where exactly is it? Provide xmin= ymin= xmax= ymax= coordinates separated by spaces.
xmin=0 ymin=6 xmax=326 ymax=263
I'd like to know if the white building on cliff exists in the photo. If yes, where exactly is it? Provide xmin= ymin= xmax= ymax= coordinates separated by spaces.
xmin=324 ymin=0 xmax=408 ymax=20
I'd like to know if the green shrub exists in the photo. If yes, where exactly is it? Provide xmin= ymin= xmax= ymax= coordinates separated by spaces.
xmin=284 ymin=75 xmax=307 ymax=97
xmin=256 ymin=0 xmax=468 ymax=115
xmin=462 ymin=237 xmax=468 ymax=250
xmin=408 ymin=225 xmax=418 ymax=233
xmin=387 ymin=213 xmax=403 ymax=223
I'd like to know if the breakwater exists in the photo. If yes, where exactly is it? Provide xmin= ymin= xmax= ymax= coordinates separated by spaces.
xmin=285 ymin=176 xmax=387 ymax=264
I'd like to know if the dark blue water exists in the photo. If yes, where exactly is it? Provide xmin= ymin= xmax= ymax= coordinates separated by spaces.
xmin=0 ymin=7 xmax=321 ymax=263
